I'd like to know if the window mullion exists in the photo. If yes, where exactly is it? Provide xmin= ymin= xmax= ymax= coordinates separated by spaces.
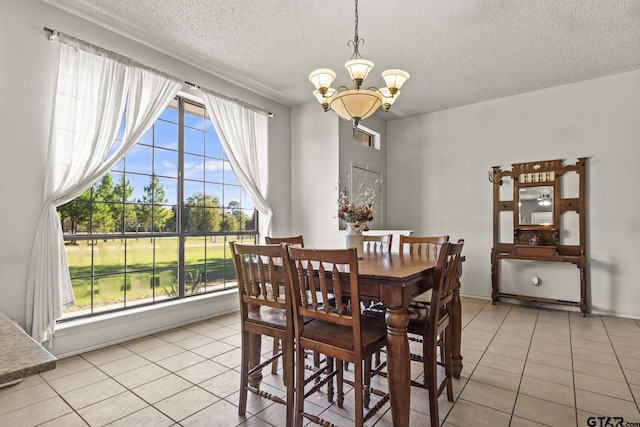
xmin=178 ymin=97 xmax=186 ymax=298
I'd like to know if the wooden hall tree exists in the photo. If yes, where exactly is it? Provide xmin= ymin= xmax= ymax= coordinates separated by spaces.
xmin=489 ymin=158 xmax=588 ymax=315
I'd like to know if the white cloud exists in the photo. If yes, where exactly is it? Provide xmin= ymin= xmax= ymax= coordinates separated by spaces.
xmin=183 ymin=160 xmax=203 ymax=179
xmin=204 ymin=159 xmax=224 ymax=172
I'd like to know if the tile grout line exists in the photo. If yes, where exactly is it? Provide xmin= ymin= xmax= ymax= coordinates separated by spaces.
xmin=443 ymin=300 xmax=517 ymax=425
xmin=568 ymin=310 xmax=578 ymax=427
xmin=35 ymin=373 xmax=93 ymax=426
xmin=599 ymin=315 xmax=640 ymax=415
xmin=506 ymin=305 xmax=543 ymax=427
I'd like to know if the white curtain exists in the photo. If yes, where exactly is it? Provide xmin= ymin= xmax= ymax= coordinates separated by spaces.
xmin=201 ymin=91 xmax=273 ymax=242
xmin=26 ymin=43 xmax=183 ymax=345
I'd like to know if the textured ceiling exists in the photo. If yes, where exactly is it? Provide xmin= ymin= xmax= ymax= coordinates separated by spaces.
xmin=42 ymin=0 xmax=640 ymax=120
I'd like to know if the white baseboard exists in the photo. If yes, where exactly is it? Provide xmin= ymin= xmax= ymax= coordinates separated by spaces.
xmin=50 ymin=290 xmax=239 ymax=359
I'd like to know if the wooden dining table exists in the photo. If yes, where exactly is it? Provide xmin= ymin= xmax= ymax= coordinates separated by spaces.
xmin=354 ymin=251 xmax=464 ymax=427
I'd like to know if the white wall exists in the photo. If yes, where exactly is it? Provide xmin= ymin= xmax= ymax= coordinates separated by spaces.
xmin=291 ymin=102 xmax=340 ymax=248
xmin=339 ymin=115 xmax=388 ymax=229
xmin=291 ymin=105 xmax=392 ymax=249
xmin=387 ymin=69 xmax=640 ymax=318
xmin=0 ymin=0 xmax=292 ymax=353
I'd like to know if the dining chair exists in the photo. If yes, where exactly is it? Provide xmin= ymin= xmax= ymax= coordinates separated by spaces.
xmin=363 ymin=233 xmax=392 ymax=254
xmin=229 ymin=242 xmax=294 ymax=426
xmin=265 ymin=235 xmax=305 ymax=247
xmin=264 ymin=235 xmax=305 ymax=374
xmin=407 ymin=239 xmax=464 ymax=427
xmin=366 ymin=235 xmax=452 ymax=355
xmin=400 ymin=235 xmax=449 ymax=306
xmin=361 ymin=233 xmax=392 ymax=367
xmin=283 ymin=246 xmax=390 ymax=427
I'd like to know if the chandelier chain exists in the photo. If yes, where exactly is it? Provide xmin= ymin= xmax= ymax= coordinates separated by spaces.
xmin=348 ymin=0 xmax=364 ymax=60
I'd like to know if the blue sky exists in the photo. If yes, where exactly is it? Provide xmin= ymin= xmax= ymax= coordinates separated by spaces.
xmin=107 ymin=102 xmax=254 ymax=211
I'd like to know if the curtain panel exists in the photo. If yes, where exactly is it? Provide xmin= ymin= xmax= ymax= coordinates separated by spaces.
xmin=26 ymin=43 xmax=183 ymax=345
xmin=201 ymin=91 xmax=273 ymax=242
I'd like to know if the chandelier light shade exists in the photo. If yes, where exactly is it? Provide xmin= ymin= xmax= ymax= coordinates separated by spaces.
xmin=379 ymin=87 xmax=398 ymax=111
xmin=309 ymin=0 xmax=409 ymax=127
xmin=381 ymin=69 xmax=410 ymax=95
xmin=330 ymin=89 xmax=382 ymax=123
xmin=345 ymin=59 xmax=374 ymax=87
xmin=309 ymin=69 xmax=336 ymax=95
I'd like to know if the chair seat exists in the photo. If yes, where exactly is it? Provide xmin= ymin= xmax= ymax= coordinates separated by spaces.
xmin=407 ymin=304 xmax=448 ymax=323
xmin=301 ymin=316 xmax=387 ymax=352
xmin=248 ymin=307 xmax=316 ymax=329
xmin=247 ymin=306 xmax=287 ymax=329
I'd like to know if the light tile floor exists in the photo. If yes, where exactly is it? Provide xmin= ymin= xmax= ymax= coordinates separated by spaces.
xmin=2 ymin=297 xmax=640 ymax=426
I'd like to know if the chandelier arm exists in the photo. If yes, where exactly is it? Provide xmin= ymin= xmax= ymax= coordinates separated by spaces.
xmin=332 ymin=85 xmax=351 ymax=95
xmin=368 ymin=86 xmax=395 ymax=97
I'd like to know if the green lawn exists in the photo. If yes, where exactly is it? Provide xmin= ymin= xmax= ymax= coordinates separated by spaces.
xmin=64 ymin=235 xmax=254 ymax=314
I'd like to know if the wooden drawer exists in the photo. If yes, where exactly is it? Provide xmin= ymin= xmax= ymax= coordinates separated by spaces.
xmin=513 ymin=245 xmax=557 ymax=258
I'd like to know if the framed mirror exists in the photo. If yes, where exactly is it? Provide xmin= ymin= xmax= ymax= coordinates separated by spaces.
xmin=518 ymin=185 xmax=553 ymax=225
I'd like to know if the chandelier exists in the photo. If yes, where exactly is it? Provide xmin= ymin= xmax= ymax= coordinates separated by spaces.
xmin=308 ymin=0 xmax=410 ymax=127
xmin=537 ymin=194 xmax=552 ymax=206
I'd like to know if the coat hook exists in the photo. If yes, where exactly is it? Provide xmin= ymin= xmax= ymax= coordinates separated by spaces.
xmin=488 ymin=170 xmax=502 ymax=185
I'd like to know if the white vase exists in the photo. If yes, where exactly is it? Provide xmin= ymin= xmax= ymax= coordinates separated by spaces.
xmin=344 ymin=222 xmax=364 ymax=257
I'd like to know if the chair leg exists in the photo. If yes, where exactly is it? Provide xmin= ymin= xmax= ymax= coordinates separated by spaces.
xmin=426 ymin=335 xmax=440 ymax=427
xmin=422 ymin=333 xmax=429 ymax=387
xmin=327 ymin=357 xmax=335 ymax=403
xmin=238 ymin=330 xmax=250 ymax=416
xmin=364 ymin=358 xmax=372 ymax=409
xmin=283 ymin=340 xmax=295 ymax=427
xmin=354 ymin=356 xmax=364 ymax=427
xmin=337 ymin=359 xmax=344 ymax=408
xmin=281 ymin=339 xmax=288 ymax=385
xmin=313 ymin=351 xmax=321 ymax=384
xmin=271 ymin=338 xmax=279 ymax=375
xmin=294 ymin=341 xmax=306 ymax=427
xmin=444 ymin=329 xmax=454 ymax=401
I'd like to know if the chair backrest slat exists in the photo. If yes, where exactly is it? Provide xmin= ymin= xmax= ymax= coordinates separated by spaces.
xmin=284 ymin=246 xmax=362 ymax=331
xmin=399 ymin=235 xmax=449 ymax=258
xmin=230 ymin=242 xmax=288 ymax=314
xmin=265 ymin=235 xmax=304 ymax=247
xmin=363 ymin=234 xmax=392 ymax=253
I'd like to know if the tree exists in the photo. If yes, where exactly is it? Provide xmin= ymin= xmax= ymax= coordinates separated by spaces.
xmin=227 ymin=200 xmax=247 ymax=230
xmin=136 ymin=176 xmax=172 ymax=232
xmin=95 ymin=174 xmax=116 ymax=203
xmin=92 ymin=203 xmax=114 ymax=234
xmin=113 ymin=175 xmax=137 ymax=232
xmin=58 ymin=189 xmax=91 ymax=235
xmin=245 ymin=210 xmax=256 ymax=231
xmin=220 ymin=211 xmax=239 ymax=231
xmin=184 ymin=192 xmax=222 ymax=232
xmin=92 ymin=174 xmax=116 ymax=233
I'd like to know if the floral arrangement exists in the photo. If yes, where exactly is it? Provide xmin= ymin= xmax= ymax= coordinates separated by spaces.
xmin=337 ymin=186 xmax=375 ymax=230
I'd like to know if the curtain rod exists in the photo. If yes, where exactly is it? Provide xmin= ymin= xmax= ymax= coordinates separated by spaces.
xmin=43 ymin=27 xmax=274 ymax=118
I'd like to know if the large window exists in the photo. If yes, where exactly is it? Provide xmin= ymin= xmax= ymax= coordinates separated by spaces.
xmin=58 ymin=95 xmax=256 ymax=319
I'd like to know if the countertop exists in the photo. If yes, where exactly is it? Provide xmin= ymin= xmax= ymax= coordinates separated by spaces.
xmin=0 ymin=312 xmax=57 ymax=385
